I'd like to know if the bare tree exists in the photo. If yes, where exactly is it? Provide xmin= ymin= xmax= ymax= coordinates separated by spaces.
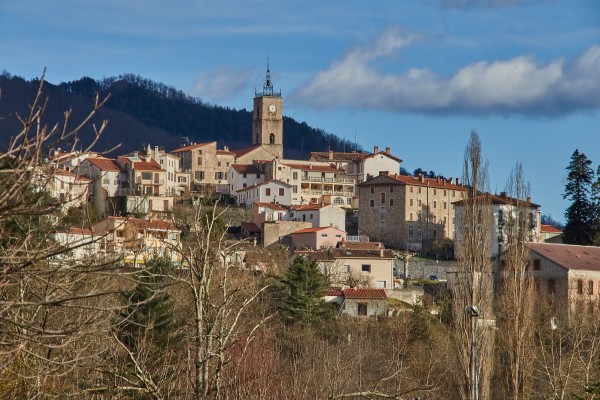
xmin=495 ymin=163 xmax=536 ymax=400
xmin=452 ymin=131 xmax=495 ymax=400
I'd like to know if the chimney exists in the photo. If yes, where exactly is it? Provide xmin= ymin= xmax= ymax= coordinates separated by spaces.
xmin=455 ymin=177 xmax=460 ymax=185
xmin=385 ymin=146 xmax=390 ymax=154
xmin=419 ymin=173 xmax=425 ymax=183
xmin=328 ymin=149 xmax=333 ymax=160
xmin=374 ymin=146 xmax=379 ymax=154
xmin=380 ymin=248 xmax=384 ymax=258
xmin=379 ymin=171 xmax=389 ymax=176
xmin=500 ymin=191 xmax=507 ymax=198
xmin=526 ymin=196 xmax=531 ymax=203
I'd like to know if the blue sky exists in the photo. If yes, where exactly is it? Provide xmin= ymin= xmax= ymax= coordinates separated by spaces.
xmin=1 ymin=0 xmax=599 ymax=222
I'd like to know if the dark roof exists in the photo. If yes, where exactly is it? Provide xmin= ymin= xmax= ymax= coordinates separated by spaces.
xmin=527 ymin=242 xmax=600 ymax=272
xmin=454 ymin=192 xmax=540 ymax=208
xmin=231 ymin=164 xmax=261 ymax=174
xmin=240 ymin=222 xmax=261 ymax=233
xmin=297 ymin=248 xmax=395 ymax=260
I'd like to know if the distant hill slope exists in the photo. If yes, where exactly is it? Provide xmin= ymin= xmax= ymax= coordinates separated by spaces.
xmin=0 ymin=72 xmax=359 ymax=158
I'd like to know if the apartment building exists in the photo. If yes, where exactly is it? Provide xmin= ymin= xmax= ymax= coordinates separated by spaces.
xmin=358 ymin=172 xmax=466 ymax=250
xmin=236 ymin=179 xmax=293 ymax=207
xmin=454 ymin=192 xmax=541 ymax=258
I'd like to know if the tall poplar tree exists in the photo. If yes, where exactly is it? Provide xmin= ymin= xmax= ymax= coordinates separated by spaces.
xmin=563 ymin=149 xmax=596 ymax=245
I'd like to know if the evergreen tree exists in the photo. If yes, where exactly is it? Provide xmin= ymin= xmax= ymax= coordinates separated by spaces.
xmin=278 ymin=256 xmax=332 ymax=327
xmin=563 ymin=149 xmax=596 ymax=245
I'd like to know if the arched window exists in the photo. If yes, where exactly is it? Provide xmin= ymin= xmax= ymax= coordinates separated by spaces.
xmin=269 ymin=133 xmax=275 ymax=144
xmin=334 ymin=197 xmax=344 ymax=205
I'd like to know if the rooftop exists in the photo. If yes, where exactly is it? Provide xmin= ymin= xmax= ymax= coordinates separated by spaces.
xmin=527 ymin=242 xmax=600 ymax=272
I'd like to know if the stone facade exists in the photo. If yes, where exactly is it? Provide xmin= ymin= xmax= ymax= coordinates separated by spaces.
xmin=358 ymin=173 xmax=466 ymax=250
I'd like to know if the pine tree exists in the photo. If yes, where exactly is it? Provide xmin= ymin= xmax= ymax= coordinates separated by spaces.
xmin=279 ymin=256 xmax=332 ymax=327
xmin=563 ymin=149 xmax=596 ymax=245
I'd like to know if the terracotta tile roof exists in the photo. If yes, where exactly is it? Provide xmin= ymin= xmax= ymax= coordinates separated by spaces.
xmin=236 ymin=179 xmax=292 ymax=193
xmin=342 ymin=288 xmax=387 ymax=300
xmin=297 ymin=248 xmax=395 ymax=260
xmin=290 ymin=203 xmax=328 ymax=211
xmin=109 ymin=217 xmax=179 ymax=232
xmin=254 ymin=202 xmax=287 ymax=211
xmin=281 ymin=163 xmax=345 ymax=173
xmin=85 ymin=157 xmax=123 ymax=172
xmin=171 ymin=142 xmax=215 ymax=153
xmin=527 ymin=242 xmax=600 ymax=272
xmin=231 ymin=164 xmax=261 ymax=174
xmin=291 ymin=226 xmax=345 ymax=235
xmin=359 ymin=174 xmax=465 ymax=191
xmin=216 ymin=149 xmax=235 ymax=156
xmin=363 ymin=151 xmax=403 ymax=163
xmin=241 ymin=222 xmax=261 ymax=233
xmin=231 ymin=145 xmax=261 ymax=157
xmin=541 ymin=224 xmax=562 ymax=233
xmin=325 ymin=288 xmax=344 ymax=297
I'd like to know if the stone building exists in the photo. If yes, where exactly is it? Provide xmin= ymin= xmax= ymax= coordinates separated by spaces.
xmin=357 ymin=172 xmax=466 ymax=250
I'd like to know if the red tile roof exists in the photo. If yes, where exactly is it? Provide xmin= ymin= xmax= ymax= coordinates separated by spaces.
xmin=290 ymin=203 xmax=329 ymax=211
xmin=216 ymin=149 xmax=235 ymax=156
xmin=254 ymin=202 xmax=287 ymax=211
xmin=55 ymin=168 xmax=92 ymax=181
xmin=67 ymin=227 xmax=94 ymax=236
xmin=454 ymin=192 xmax=540 ymax=208
xmin=527 ymin=242 xmax=600 ymax=272
xmin=291 ymin=226 xmax=345 ymax=235
xmin=360 ymin=174 xmax=465 ymax=191
xmin=325 ymin=288 xmax=344 ymax=297
xmin=541 ymin=224 xmax=562 ymax=233
xmin=85 ymin=157 xmax=122 ymax=172
xmin=109 ymin=217 xmax=178 ymax=232
xmin=171 ymin=142 xmax=215 ymax=153
xmin=230 ymin=145 xmax=261 ymax=157
xmin=310 ymin=151 xmax=371 ymax=162
xmin=342 ymin=288 xmax=387 ymax=300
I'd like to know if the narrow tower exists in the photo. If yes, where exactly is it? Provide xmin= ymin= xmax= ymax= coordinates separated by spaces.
xmin=252 ymin=59 xmax=283 ymax=159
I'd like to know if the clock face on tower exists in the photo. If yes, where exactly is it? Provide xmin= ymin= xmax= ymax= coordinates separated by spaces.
xmin=268 ymin=104 xmax=277 ymax=114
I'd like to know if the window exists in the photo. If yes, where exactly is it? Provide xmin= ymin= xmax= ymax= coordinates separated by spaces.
xmin=418 ymin=187 xmax=422 ymax=194
xmin=410 ymin=212 xmax=413 ymax=221
xmin=321 ymin=233 xmax=328 ymax=237
xmin=370 ymin=187 xmax=374 ymax=194
xmin=433 ymin=200 xmax=437 ymax=208
xmin=377 ymin=281 xmax=386 ymax=288
xmin=242 ymin=183 xmax=247 ymax=188
xmin=409 ymin=226 xmax=414 ymax=239
xmin=269 ymin=133 xmax=275 ymax=144
xmin=548 ymin=279 xmax=556 ymax=295
xmin=197 ymin=149 xmax=203 ymax=155
xmin=433 ymin=229 xmax=437 ymax=238
xmin=410 ymin=186 xmax=413 ymax=193
xmin=452 ymin=190 xmax=456 ymax=198
xmin=266 ymin=188 xmax=271 ymax=196
xmin=577 ymin=280 xmax=584 ymax=295
xmin=357 ymin=303 xmax=368 ymax=316
xmin=390 ymin=186 xmax=394 ymax=193
xmin=334 ymin=197 xmax=344 ymax=204
xmin=389 ymin=199 xmax=394 ymax=206
xmin=410 ymin=198 xmax=413 ymax=206
xmin=433 ymin=189 xmax=437 ymax=195
xmin=444 ymin=202 xmax=447 ymax=209
xmin=197 ymin=157 xmax=203 ymax=166
xmin=589 ymin=281 xmax=594 ymax=295
xmin=380 ymin=192 xmax=385 ymax=204
xmin=293 ymin=172 xmax=298 ymax=180
xmin=362 ymin=264 xmax=371 ymax=273
xmin=148 ymin=199 xmax=153 ymax=210
xmin=163 ymin=199 xmax=169 ymax=210
xmin=141 ymin=172 xmax=152 ymax=180
xmin=417 ymin=212 xmax=422 ymax=221
xmin=417 ymin=227 xmax=422 ymax=239
xmin=243 ymin=173 xmax=247 ymax=178
xmin=217 ymin=161 xmax=222 ymax=167
xmin=279 ymin=188 xmax=284 ymax=196
xmin=370 ymin=200 xmax=374 ymax=207
xmin=343 ymin=265 xmax=350 ymax=273
xmin=195 ymin=171 xmax=205 ymax=180
xmin=533 ymin=259 xmax=541 ymax=270
xmin=309 ymin=214 xmax=313 ymax=219
xmin=418 ymin=199 xmax=422 ymax=207
xmin=444 ymin=190 xmax=447 ymax=196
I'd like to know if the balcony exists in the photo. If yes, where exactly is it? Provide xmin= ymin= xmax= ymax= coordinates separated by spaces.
xmin=135 ymin=176 xmax=165 ymax=186
xmin=303 ymin=176 xmax=355 ymax=184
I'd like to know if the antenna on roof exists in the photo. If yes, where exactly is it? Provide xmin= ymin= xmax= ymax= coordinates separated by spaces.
xmin=354 ymin=130 xmax=357 ymax=152
xmin=182 ymin=136 xmax=190 ymax=145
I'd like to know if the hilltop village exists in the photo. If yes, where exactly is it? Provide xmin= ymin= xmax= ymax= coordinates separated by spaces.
xmin=47 ymin=65 xmax=596 ymax=314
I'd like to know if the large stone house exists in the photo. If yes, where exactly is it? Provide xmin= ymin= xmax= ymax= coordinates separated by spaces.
xmin=494 ymin=242 xmax=600 ymax=314
xmin=357 ymin=172 xmax=466 ymax=250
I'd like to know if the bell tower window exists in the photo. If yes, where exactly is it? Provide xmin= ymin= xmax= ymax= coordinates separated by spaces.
xmin=269 ymin=133 xmax=275 ymax=144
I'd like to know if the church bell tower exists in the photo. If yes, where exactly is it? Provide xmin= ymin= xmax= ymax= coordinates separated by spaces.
xmin=252 ymin=60 xmax=283 ymax=159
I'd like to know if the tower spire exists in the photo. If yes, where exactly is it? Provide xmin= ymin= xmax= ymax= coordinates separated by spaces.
xmin=263 ymin=54 xmax=274 ymax=96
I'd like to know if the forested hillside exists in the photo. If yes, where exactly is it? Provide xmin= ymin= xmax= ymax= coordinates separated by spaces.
xmin=0 ymin=72 xmax=358 ymax=157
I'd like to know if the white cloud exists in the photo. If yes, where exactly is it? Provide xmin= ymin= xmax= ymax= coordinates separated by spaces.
xmin=189 ymin=67 xmax=252 ymax=102
xmin=292 ymin=29 xmax=600 ymax=116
